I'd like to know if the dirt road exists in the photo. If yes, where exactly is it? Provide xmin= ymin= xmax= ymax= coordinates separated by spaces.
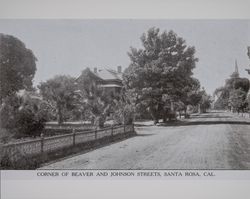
xmin=41 ymin=111 xmax=250 ymax=169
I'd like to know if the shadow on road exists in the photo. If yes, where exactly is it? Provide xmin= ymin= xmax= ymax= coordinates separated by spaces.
xmin=134 ymin=124 xmax=155 ymax=127
xmin=135 ymin=133 xmax=155 ymax=137
xmin=159 ymin=120 xmax=250 ymax=127
xmin=192 ymin=115 xmax=233 ymax=119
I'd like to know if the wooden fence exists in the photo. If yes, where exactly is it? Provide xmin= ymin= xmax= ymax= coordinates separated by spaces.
xmin=236 ymin=112 xmax=250 ymax=119
xmin=2 ymin=124 xmax=135 ymax=158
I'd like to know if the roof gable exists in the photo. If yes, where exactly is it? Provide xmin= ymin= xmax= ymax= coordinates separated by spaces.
xmin=94 ymin=68 xmax=122 ymax=81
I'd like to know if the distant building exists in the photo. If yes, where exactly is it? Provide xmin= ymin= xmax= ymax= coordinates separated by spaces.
xmin=77 ymin=66 xmax=123 ymax=97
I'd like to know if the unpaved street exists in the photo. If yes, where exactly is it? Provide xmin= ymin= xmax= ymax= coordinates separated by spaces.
xmin=41 ymin=111 xmax=250 ymax=169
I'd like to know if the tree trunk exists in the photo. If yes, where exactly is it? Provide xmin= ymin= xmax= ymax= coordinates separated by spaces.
xmin=94 ymin=115 xmax=105 ymax=129
xmin=149 ymin=107 xmax=158 ymax=125
xmin=163 ymin=112 xmax=167 ymax=123
xmin=57 ymin=104 xmax=63 ymax=125
xmin=184 ymin=106 xmax=188 ymax=118
xmin=151 ymin=114 xmax=159 ymax=125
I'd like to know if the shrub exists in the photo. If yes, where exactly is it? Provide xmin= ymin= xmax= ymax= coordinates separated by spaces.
xmin=113 ymin=104 xmax=134 ymax=125
xmin=14 ymin=106 xmax=47 ymax=137
xmin=94 ymin=114 xmax=106 ymax=128
xmin=0 ymin=92 xmax=49 ymax=138
xmin=0 ymin=147 xmax=39 ymax=169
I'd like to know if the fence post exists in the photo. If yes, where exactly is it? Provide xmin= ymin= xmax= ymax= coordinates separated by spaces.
xmin=72 ymin=128 xmax=76 ymax=146
xmin=124 ymin=124 xmax=126 ymax=133
xmin=40 ymin=133 xmax=44 ymax=154
xmin=95 ymin=128 xmax=97 ymax=139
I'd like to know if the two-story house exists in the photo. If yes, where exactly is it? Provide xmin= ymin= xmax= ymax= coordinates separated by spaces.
xmin=76 ymin=66 xmax=123 ymax=97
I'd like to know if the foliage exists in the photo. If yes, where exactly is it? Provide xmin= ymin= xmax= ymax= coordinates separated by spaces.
xmin=0 ymin=147 xmax=39 ymax=169
xmin=0 ymin=33 xmax=37 ymax=102
xmin=226 ymin=77 xmax=249 ymax=93
xmin=228 ymin=89 xmax=248 ymax=113
xmin=112 ymin=95 xmax=134 ymax=125
xmin=199 ymin=90 xmax=212 ymax=113
xmin=214 ymin=86 xmax=230 ymax=110
xmin=246 ymin=94 xmax=250 ymax=112
xmin=0 ymin=95 xmax=21 ymax=129
xmin=38 ymin=75 xmax=77 ymax=124
xmin=14 ymin=105 xmax=46 ymax=137
xmin=0 ymin=91 xmax=49 ymax=137
xmin=177 ymin=77 xmax=202 ymax=116
xmin=123 ymin=27 xmax=199 ymax=123
xmin=214 ymin=72 xmax=250 ymax=111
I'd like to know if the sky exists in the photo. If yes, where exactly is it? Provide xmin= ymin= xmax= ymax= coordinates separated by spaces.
xmin=0 ymin=19 xmax=249 ymax=95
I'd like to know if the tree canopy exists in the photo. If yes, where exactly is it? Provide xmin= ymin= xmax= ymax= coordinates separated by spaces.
xmin=123 ymin=27 xmax=199 ymax=123
xmin=38 ymin=75 xmax=76 ymax=124
xmin=0 ymin=33 xmax=37 ymax=102
xmin=214 ymin=71 xmax=250 ymax=112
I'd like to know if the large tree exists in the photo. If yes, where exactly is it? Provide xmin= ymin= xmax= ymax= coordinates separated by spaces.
xmin=199 ymin=89 xmax=212 ymax=113
xmin=229 ymin=89 xmax=248 ymax=113
xmin=123 ymin=27 xmax=198 ymax=123
xmin=38 ymin=75 xmax=76 ymax=124
xmin=177 ymin=77 xmax=202 ymax=117
xmin=0 ymin=33 xmax=37 ymax=103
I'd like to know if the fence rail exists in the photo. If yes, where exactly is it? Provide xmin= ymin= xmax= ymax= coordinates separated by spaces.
xmin=235 ymin=112 xmax=250 ymax=119
xmin=2 ymin=124 xmax=134 ymax=158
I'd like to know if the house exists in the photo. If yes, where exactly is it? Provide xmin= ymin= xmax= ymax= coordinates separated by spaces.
xmin=76 ymin=66 xmax=123 ymax=97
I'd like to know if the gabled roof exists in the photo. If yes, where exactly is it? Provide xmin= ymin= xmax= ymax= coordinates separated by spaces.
xmin=94 ymin=68 xmax=122 ymax=81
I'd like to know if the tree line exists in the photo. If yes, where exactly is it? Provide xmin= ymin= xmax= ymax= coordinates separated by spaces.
xmin=0 ymin=28 xmax=212 ymax=138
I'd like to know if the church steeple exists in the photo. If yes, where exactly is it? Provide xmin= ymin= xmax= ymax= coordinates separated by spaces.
xmin=231 ymin=59 xmax=240 ymax=78
xmin=235 ymin=59 xmax=239 ymax=74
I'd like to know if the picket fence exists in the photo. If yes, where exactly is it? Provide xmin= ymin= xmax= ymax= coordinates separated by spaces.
xmin=2 ymin=124 xmax=134 ymax=157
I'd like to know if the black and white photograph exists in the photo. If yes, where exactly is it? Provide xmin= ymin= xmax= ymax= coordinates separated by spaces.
xmin=0 ymin=19 xmax=250 ymax=170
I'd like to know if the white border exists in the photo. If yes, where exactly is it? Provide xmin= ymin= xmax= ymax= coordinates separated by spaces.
xmin=0 ymin=0 xmax=250 ymax=19
xmin=1 ymin=0 xmax=250 ymax=199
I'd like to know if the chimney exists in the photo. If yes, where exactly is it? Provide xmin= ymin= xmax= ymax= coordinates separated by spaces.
xmin=94 ymin=67 xmax=97 ymax=73
xmin=117 ymin=66 xmax=122 ymax=73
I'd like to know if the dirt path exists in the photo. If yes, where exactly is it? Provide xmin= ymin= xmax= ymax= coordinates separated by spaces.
xmin=40 ymin=111 xmax=250 ymax=169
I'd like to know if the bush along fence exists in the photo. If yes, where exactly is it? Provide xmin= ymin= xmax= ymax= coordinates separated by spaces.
xmin=1 ymin=124 xmax=135 ymax=169
xmin=235 ymin=112 xmax=250 ymax=119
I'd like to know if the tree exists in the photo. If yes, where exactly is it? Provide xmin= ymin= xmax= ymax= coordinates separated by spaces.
xmin=178 ymin=77 xmax=201 ymax=117
xmin=0 ymin=33 xmax=37 ymax=103
xmin=123 ymin=27 xmax=198 ymax=124
xmin=0 ymin=91 xmax=49 ymax=137
xmin=199 ymin=90 xmax=212 ymax=113
xmin=214 ymin=72 xmax=249 ymax=111
xmin=0 ymin=94 xmax=21 ymax=129
xmin=246 ymin=93 xmax=250 ymax=112
xmin=213 ymin=86 xmax=230 ymax=110
xmin=38 ymin=75 xmax=76 ymax=125
xmin=14 ymin=93 xmax=49 ymax=137
xmin=229 ymin=89 xmax=247 ymax=113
